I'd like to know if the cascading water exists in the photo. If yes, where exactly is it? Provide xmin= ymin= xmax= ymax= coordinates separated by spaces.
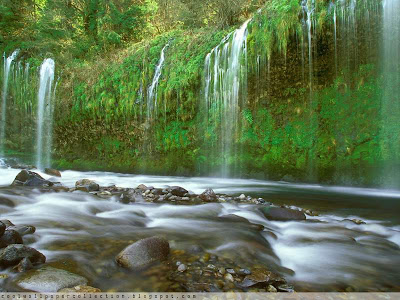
xmin=36 ymin=58 xmax=55 ymax=170
xmin=381 ymin=0 xmax=400 ymax=188
xmin=147 ymin=44 xmax=168 ymax=123
xmin=0 ymin=49 xmax=19 ymax=156
xmin=203 ymin=20 xmax=250 ymax=177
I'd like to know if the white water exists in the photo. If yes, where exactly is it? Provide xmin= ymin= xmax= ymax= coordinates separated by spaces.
xmin=36 ymin=59 xmax=55 ymax=170
xmin=0 ymin=50 xmax=19 ymax=156
xmin=203 ymin=20 xmax=250 ymax=177
xmin=382 ymin=0 xmax=400 ymax=189
xmin=147 ymin=44 xmax=168 ymax=123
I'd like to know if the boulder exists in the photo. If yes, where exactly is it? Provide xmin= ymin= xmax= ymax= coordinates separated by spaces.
xmin=200 ymin=189 xmax=217 ymax=202
xmin=116 ymin=236 xmax=170 ymax=270
xmin=0 ymin=230 xmax=23 ymax=248
xmin=14 ymin=257 xmax=33 ymax=272
xmin=0 ymin=244 xmax=46 ymax=267
xmin=75 ymin=179 xmax=100 ymax=192
xmin=44 ymin=168 xmax=61 ymax=178
xmin=260 ymin=207 xmax=306 ymax=221
xmin=15 ymin=266 xmax=87 ymax=292
xmin=170 ymin=186 xmax=188 ymax=197
xmin=12 ymin=170 xmax=52 ymax=188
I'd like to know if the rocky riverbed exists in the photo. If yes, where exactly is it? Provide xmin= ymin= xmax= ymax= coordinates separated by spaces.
xmin=0 ymin=162 xmax=400 ymax=292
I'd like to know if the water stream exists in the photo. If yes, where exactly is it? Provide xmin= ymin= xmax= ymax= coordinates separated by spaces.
xmin=0 ymin=165 xmax=399 ymax=292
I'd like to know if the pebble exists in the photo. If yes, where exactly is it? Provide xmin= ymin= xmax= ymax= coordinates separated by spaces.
xmin=267 ymin=285 xmax=277 ymax=292
xmin=239 ymin=194 xmax=246 ymax=200
xmin=177 ymin=264 xmax=187 ymax=272
xmin=238 ymin=268 xmax=251 ymax=275
xmin=224 ymin=273 xmax=234 ymax=282
xmin=218 ymin=267 xmax=226 ymax=275
xmin=226 ymin=268 xmax=235 ymax=274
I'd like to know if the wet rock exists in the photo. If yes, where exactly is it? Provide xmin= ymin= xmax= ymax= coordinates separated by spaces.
xmin=0 ymin=220 xmax=14 ymax=227
xmin=14 ymin=257 xmax=33 ymax=272
xmin=267 ymin=285 xmax=277 ymax=292
xmin=238 ymin=269 xmax=251 ymax=275
xmin=0 ymin=244 xmax=46 ymax=267
xmin=260 ymin=207 xmax=306 ymax=221
xmin=240 ymin=268 xmax=285 ymax=288
xmin=276 ymin=284 xmax=294 ymax=292
xmin=15 ymin=266 xmax=88 ymax=292
xmin=120 ymin=189 xmax=144 ymax=203
xmin=44 ymin=168 xmax=61 ymax=178
xmin=200 ymin=189 xmax=217 ymax=202
xmin=137 ymin=184 xmax=148 ymax=190
xmin=0 ymin=196 xmax=14 ymax=208
xmin=0 ymin=222 xmax=5 ymax=237
xmin=0 ymin=230 xmax=23 ymax=248
xmin=170 ymin=186 xmax=188 ymax=197
xmin=224 ymin=273 xmax=234 ymax=282
xmin=12 ymin=170 xmax=52 ymax=187
xmin=59 ymin=285 xmax=101 ymax=293
xmin=177 ymin=264 xmax=187 ymax=272
xmin=116 ymin=236 xmax=170 ymax=270
xmin=75 ymin=179 xmax=99 ymax=192
xmin=8 ymin=225 xmax=36 ymax=237
xmin=350 ymin=219 xmax=366 ymax=225
xmin=218 ymin=267 xmax=226 ymax=275
xmin=239 ymin=194 xmax=246 ymax=200
xmin=226 ymin=268 xmax=235 ymax=274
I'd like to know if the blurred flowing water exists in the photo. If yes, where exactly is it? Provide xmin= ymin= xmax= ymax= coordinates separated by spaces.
xmin=0 ymin=165 xmax=399 ymax=292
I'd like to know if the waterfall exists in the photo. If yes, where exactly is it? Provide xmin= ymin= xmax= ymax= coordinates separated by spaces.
xmin=36 ymin=58 xmax=55 ymax=170
xmin=147 ymin=44 xmax=168 ymax=123
xmin=382 ymin=0 xmax=400 ymax=188
xmin=203 ymin=20 xmax=250 ymax=177
xmin=0 ymin=49 xmax=19 ymax=156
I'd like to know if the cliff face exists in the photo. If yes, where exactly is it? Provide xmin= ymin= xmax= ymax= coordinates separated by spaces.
xmin=4 ymin=0 xmax=397 ymax=188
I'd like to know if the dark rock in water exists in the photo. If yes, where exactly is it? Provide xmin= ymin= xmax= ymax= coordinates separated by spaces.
xmin=0 ymin=222 xmax=5 ymax=237
xmin=260 ymin=207 xmax=306 ymax=221
xmin=200 ymin=189 xmax=217 ymax=202
xmin=44 ymin=168 xmax=61 ymax=177
xmin=152 ymin=188 xmax=164 ymax=196
xmin=75 ymin=179 xmax=99 ymax=192
xmin=14 ymin=257 xmax=33 ymax=272
xmin=12 ymin=170 xmax=52 ymax=188
xmin=8 ymin=225 xmax=36 ymax=237
xmin=15 ymin=266 xmax=87 ymax=292
xmin=0 ymin=196 xmax=14 ymax=208
xmin=120 ymin=189 xmax=144 ymax=203
xmin=0 ymin=230 xmax=23 ymax=248
xmin=0 ymin=244 xmax=46 ymax=267
xmin=116 ymin=236 xmax=170 ymax=270
xmin=0 ymin=220 xmax=14 ymax=228
xmin=170 ymin=186 xmax=188 ymax=197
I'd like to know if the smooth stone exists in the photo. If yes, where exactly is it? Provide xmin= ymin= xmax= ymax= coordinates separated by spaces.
xmin=267 ymin=285 xmax=277 ymax=292
xmin=170 ymin=186 xmax=188 ymax=197
xmin=75 ymin=179 xmax=100 ymax=192
xmin=224 ymin=273 xmax=234 ymax=282
xmin=16 ymin=266 xmax=88 ymax=292
xmin=137 ymin=184 xmax=148 ymax=190
xmin=200 ymin=189 xmax=218 ymax=202
xmin=0 ymin=244 xmax=46 ymax=267
xmin=260 ymin=207 xmax=306 ymax=221
xmin=0 ymin=230 xmax=23 ymax=248
xmin=116 ymin=236 xmax=170 ymax=270
xmin=44 ymin=168 xmax=61 ymax=177
xmin=238 ymin=269 xmax=251 ymax=275
xmin=177 ymin=264 xmax=187 ymax=272
xmin=120 ymin=189 xmax=144 ymax=203
xmin=226 ymin=268 xmax=235 ymax=274
xmin=276 ymin=284 xmax=295 ymax=292
xmin=239 ymin=194 xmax=246 ymax=200
xmin=14 ymin=257 xmax=33 ymax=272
xmin=12 ymin=170 xmax=52 ymax=187
xmin=8 ymin=225 xmax=36 ymax=237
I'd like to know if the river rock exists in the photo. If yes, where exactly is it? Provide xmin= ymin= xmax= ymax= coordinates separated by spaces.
xmin=75 ymin=179 xmax=100 ymax=192
xmin=14 ymin=257 xmax=33 ymax=272
xmin=200 ymin=189 xmax=217 ymax=202
xmin=170 ymin=186 xmax=188 ymax=197
xmin=12 ymin=170 xmax=52 ymax=187
xmin=0 ymin=244 xmax=46 ymax=267
xmin=15 ymin=266 xmax=88 ymax=292
xmin=0 ymin=230 xmax=23 ymax=248
xmin=240 ymin=268 xmax=285 ymax=288
xmin=260 ymin=207 xmax=306 ymax=221
xmin=0 ymin=222 xmax=5 ymax=237
xmin=44 ymin=168 xmax=61 ymax=177
xmin=116 ymin=236 xmax=170 ymax=270
xmin=120 ymin=189 xmax=144 ymax=203
xmin=0 ymin=220 xmax=14 ymax=227
xmin=8 ymin=225 xmax=36 ymax=237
